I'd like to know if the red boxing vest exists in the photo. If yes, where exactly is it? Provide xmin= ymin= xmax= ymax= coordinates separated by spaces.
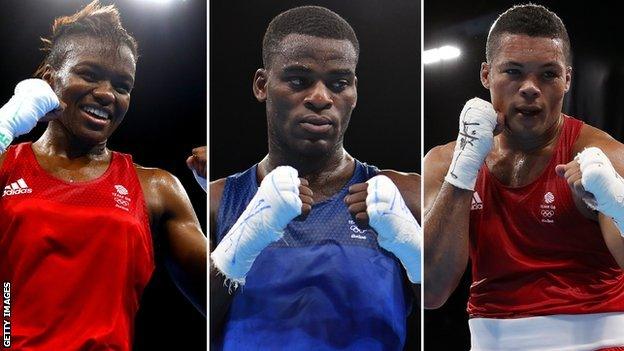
xmin=468 ymin=116 xmax=624 ymax=318
xmin=0 ymin=143 xmax=154 ymax=350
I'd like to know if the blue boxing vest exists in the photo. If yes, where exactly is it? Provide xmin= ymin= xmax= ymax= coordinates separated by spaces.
xmin=215 ymin=161 xmax=413 ymax=351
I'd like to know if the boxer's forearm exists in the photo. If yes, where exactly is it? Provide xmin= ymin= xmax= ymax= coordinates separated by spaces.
xmin=599 ymin=214 xmax=624 ymax=269
xmin=424 ymin=182 xmax=471 ymax=309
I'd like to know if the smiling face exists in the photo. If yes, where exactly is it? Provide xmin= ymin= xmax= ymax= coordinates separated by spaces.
xmin=254 ymin=33 xmax=358 ymax=157
xmin=45 ymin=35 xmax=136 ymax=145
xmin=481 ymin=33 xmax=571 ymax=138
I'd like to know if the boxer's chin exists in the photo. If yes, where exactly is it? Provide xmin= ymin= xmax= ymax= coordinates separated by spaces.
xmin=506 ymin=113 xmax=547 ymax=137
xmin=293 ymin=138 xmax=336 ymax=157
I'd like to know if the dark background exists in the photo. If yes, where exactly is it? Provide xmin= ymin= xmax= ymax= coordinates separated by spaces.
xmin=0 ymin=0 xmax=206 ymax=350
xmin=210 ymin=0 xmax=421 ymax=179
xmin=210 ymin=0 xmax=421 ymax=350
xmin=425 ymin=1 xmax=624 ymax=349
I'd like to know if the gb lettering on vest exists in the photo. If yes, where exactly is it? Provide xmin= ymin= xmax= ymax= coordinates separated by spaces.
xmin=539 ymin=191 xmax=556 ymax=223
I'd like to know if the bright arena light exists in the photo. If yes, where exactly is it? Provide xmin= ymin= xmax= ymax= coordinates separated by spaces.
xmin=424 ymin=45 xmax=461 ymax=65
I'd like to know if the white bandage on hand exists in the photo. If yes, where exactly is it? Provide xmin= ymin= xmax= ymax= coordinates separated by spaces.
xmin=211 ymin=166 xmax=302 ymax=286
xmin=366 ymin=175 xmax=422 ymax=283
xmin=577 ymin=147 xmax=624 ymax=235
xmin=0 ymin=79 xmax=60 ymax=153
xmin=445 ymin=98 xmax=498 ymax=190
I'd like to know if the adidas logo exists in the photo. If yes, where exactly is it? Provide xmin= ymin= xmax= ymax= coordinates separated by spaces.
xmin=3 ymin=178 xmax=32 ymax=197
xmin=471 ymin=192 xmax=483 ymax=210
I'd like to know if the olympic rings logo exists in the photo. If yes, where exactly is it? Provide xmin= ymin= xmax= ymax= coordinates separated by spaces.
xmin=115 ymin=198 xmax=130 ymax=207
xmin=540 ymin=209 xmax=554 ymax=217
xmin=350 ymin=225 xmax=367 ymax=234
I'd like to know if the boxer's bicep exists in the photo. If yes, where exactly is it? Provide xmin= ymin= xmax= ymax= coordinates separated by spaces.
xmin=157 ymin=171 xmax=207 ymax=315
xmin=599 ymin=213 xmax=624 ymax=269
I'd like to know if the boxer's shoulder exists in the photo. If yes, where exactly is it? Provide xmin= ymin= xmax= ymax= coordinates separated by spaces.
xmin=574 ymin=124 xmax=624 ymax=166
xmin=133 ymin=164 xmax=187 ymax=219
xmin=424 ymin=141 xmax=455 ymax=178
xmin=378 ymin=170 xmax=420 ymax=191
xmin=574 ymin=124 xmax=618 ymax=151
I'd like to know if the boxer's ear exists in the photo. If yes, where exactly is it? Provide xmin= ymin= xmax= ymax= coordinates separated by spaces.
xmin=564 ymin=66 xmax=572 ymax=93
xmin=253 ymin=69 xmax=268 ymax=102
xmin=480 ymin=62 xmax=490 ymax=89
xmin=39 ymin=64 xmax=57 ymax=90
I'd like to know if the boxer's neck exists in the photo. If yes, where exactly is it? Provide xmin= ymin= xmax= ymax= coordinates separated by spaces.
xmin=35 ymin=123 xmax=109 ymax=160
xmin=259 ymin=146 xmax=355 ymax=201
xmin=497 ymin=113 xmax=563 ymax=154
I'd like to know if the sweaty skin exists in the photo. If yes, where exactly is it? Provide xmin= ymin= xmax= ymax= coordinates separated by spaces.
xmin=210 ymin=33 xmax=421 ymax=335
xmin=424 ymin=33 xmax=624 ymax=309
xmin=0 ymin=36 xmax=207 ymax=314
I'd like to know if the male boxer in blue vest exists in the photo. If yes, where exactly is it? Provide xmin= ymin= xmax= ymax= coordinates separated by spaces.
xmin=210 ymin=6 xmax=422 ymax=350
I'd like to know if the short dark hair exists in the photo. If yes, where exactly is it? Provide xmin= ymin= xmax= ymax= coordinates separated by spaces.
xmin=262 ymin=6 xmax=359 ymax=68
xmin=35 ymin=0 xmax=138 ymax=77
xmin=486 ymin=4 xmax=571 ymax=65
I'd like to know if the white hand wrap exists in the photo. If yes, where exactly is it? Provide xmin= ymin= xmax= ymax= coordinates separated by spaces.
xmin=191 ymin=168 xmax=207 ymax=192
xmin=366 ymin=175 xmax=422 ymax=283
xmin=577 ymin=147 xmax=624 ymax=236
xmin=211 ymin=166 xmax=302 ymax=286
xmin=445 ymin=98 xmax=497 ymax=190
xmin=0 ymin=79 xmax=60 ymax=153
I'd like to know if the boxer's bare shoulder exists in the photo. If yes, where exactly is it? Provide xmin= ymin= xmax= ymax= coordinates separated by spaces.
xmin=574 ymin=124 xmax=624 ymax=171
xmin=133 ymin=165 xmax=196 ymax=226
xmin=424 ymin=141 xmax=455 ymax=169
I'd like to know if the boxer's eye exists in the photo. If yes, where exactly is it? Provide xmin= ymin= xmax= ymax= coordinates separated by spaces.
xmin=114 ymin=81 xmax=132 ymax=94
xmin=287 ymin=77 xmax=307 ymax=89
xmin=504 ymin=68 xmax=521 ymax=76
xmin=79 ymin=71 xmax=98 ymax=83
xmin=114 ymin=84 xmax=130 ymax=94
xmin=329 ymin=79 xmax=350 ymax=92
xmin=542 ymin=71 xmax=558 ymax=80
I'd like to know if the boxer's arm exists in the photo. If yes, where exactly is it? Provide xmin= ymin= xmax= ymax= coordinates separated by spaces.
xmin=571 ymin=127 xmax=624 ymax=268
xmin=423 ymin=142 xmax=471 ymax=309
xmin=587 ymin=141 xmax=624 ymax=268
xmin=345 ymin=171 xmax=421 ymax=293
xmin=209 ymin=178 xmax=234 ymax=337
xmin=140 ymin=168 xmax=207 ymax=315
xmin=379 ymin=171 xmax=422 ymax=297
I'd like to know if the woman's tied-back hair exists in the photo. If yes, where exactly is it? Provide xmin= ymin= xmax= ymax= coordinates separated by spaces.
xmin=34 ymin=0 xmax=138 ymax=77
